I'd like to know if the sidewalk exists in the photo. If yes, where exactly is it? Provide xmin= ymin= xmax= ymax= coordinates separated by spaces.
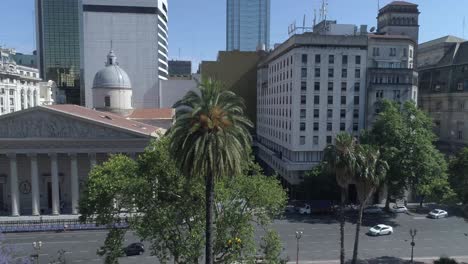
xmin=287 ymin=255 xmax=468 ymax=264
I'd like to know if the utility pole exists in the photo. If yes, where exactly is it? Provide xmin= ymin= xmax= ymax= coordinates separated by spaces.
xmin=295 ymin=231 xmax=303 ymax=264
xmin=409 ymin=229 xmax=417 ymax=263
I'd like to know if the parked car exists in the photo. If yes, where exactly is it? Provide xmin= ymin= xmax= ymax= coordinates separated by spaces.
xmin=363 ymin=206 xmax=383 ymax=214
xmin=298 ymin=204 xmax=311 ymax=215
xmin=123 ymin=243 xmax=145 ymax=256
xmin=285 ymin=204 xmax=296 ymax=213
xmin=368 ymin=224 xmax=393 ymax=236
xmin=428 ymin=209 xmax=448 ymax=219
xmin=391 ymin=205 xmax=408 ymax=213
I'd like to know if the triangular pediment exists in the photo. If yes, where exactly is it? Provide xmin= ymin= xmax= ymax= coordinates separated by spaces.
xmin=0 ymin=108 xmax=147 ymax=139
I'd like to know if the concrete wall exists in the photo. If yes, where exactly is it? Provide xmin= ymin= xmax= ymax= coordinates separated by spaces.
xmin=82 ymin=9 xmax=159 ymax=109
xmin=159 ymin=79 xmax=198 ymax=108
xmin=200 ymin=51 xmax=263 ymax=126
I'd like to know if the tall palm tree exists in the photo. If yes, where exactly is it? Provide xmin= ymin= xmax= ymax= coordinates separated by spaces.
xmin=169 ymin=79 xmax=253 ymax=264
xmin=323 ymin=133 xmax=359 ymax=264
xmin=351 ymin=145 xmax=388 ymax=264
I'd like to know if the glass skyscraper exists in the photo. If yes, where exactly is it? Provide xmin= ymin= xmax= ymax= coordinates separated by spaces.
xmin=36 ymin=0 xmax=81 ymax=104
xmin=226 ymin=0 xmax=270 ymax=51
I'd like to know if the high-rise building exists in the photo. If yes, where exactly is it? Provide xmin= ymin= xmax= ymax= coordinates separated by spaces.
xmin=226 ymin=0 xmax=270 ymax=51
xmin=81 ymin=0 xmax=168 ymax=109
xmin=256 ymin=33 xmax=368 ymax=195
xmin=168 ymin=60 xmax=192 ymax=78
xmin=35 ymin=0 xmax=81 ymax=105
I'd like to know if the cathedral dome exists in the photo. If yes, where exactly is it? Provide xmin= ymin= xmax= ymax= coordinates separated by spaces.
xmin=92 ymin=50 xmax=131 ymax=89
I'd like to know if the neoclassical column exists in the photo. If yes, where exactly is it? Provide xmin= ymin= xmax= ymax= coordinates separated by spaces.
xmin=29 ymin=153 xmax=40 ymax=216
xmin=89 ymin=153 xmax=97 ymax=169
xmin=49 ymin=153 xmax=60 ymax=215
xmin=8 ymin=153 xmax=19 ymax=216
xmin=70 ymin=153 xmax=79 ymax=215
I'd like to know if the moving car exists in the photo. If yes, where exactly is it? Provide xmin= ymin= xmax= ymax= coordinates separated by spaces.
xmin=368 ymin=224 xmax=393 ymax=236
xmin=428 ymin=209 xmax=448 ymax=219
xmin=123 ymin=243 xmax=145 ymax=256
xmin=391 ymin=205 xmax=408 ymax=213
xmin=363 ymin=206 xmax=383 ymax=214
xmin=298 ymin=204 xmax=311 ymax=215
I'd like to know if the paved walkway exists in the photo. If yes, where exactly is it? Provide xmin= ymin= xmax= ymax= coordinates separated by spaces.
xmin=0 ymin=214 xmax=80 ymax=223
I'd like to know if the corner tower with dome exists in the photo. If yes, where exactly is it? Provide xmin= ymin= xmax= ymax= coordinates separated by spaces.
xmin=92 ymin=50 xmax=133 ymax=115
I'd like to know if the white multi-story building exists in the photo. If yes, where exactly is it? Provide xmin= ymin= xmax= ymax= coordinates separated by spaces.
xmin=81 ymin=0 xmax=168 ymax=109
xmin=0 ymin=48 xmax=42 ymax=115
xmin=256 ymin=33 xmax=368 ymax=189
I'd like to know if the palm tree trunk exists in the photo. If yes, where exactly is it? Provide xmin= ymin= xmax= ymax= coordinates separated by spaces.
xmin=340 ymin=187 xmax=346 ymax=264
xmin=205 ymin=171 xmax=214 ymax=264
xmin=352 ymin=204 xmax=365 ymax=264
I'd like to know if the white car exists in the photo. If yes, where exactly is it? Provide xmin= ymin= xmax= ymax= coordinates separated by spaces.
xmin=368 ymin=224 xmax=393 ymax=236
xmin=428 ymin=209 xmax=448 ymax=219
xmin=363 ymin=206 xmax=383 ymax=214
xmin=298 ymin=204 xmax=311 ymax=215
xmin=391 ymin=205 xmax=408 ymax=213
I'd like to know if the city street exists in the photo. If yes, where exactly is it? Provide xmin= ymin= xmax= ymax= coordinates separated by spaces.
xmin=4 ymin=210 xmax=468 ymax=263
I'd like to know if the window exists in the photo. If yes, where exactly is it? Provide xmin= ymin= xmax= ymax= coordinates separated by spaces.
xmin=341 ymin=82 xmax=347 ymax=92
xmin=341 ymin=96 xmax=346 ymax=105
xmin=315 ymin=54 xmax=321 ymax=63
xmin=340 ymin=109 xmax=346 ymax=119
xmin=0 ymin=88 xmax=3 ymax=94
xmin=403 ymin=48 xmax=408 ymax=57
xmin=457 ymin=82 xmax=464 ymax=91
xmin=300 ymin=136 xmax=306 ymax=145
xmin=314 ymin=82 xmax=320 ymax=91
xmin=300 ymin=109 xmax=306 ymax=118
xmin=329 ymin=55 xmax=334 ymax=64
xmin=328 ymin=96 xmax=333 ymax=105
xmin=301 ymin=68 xmax=307 ymax=78
xmin=340 ymin=123 xmax=345 ymax=131
xmin=314 ymin=95 xmax=320 ymax=104
xmin=393 ymin=90 xmax=401 ymax=100
xmin=353 ymin=123 xmax=359 ymax=131
xmin=327 ymin=123 xmax=332 ymax=131
xmin=376 ymin=90 xmax=384 ymax=99
xmin=328 ymin=82 xmax=334 ymax=91
xmin=355 ymin=69 xmax=361 ymax=78
xmin=314 ymin=109 xmax=319 ymax=118
xmin=342 ymin=69 xmax=347 ymax=78
xmin=354 ymin=82 xmax=360 ymax=92
xmin=342 ymin=55 xmax=348 ymax=65
xmin=313 ymin=136 xmax=319 ymax=145
xmin=390 ymin=48 xmax=396 ymax=56
xmin=326 ymin=136 xmax=332 ymax=144
xmin=9 ymin=90 xmax=14 ymax=95
xmin=328 ymin=68 xmax=334 ymax=78
xmin=354 ymin=96 xmax=360 ymax=105
xmin=302 ymin=54 xmax=308 ymax=63
xmin=409 ymin=49 xmax=413 ymax=58
xmin=315 ymin=68 xmax=321 ymax=77
xmin=301 ymin=95 xmax=307 ymax=104
xmin=327 ymin=109 xmax=333 ymax=118
xmin=373 ymin=47 xmax=380 ymax=56
xmin=9 ymin=98 xmax=14 ymax=105
xmin=300 ymin=122 xmax=306 ymax=131
xmin=355 ymin=55 xmax=361 ymax=65
xmin=105 ymin=96 xmax=111 ymax=107
xmin=301 ymin=81 xmax=307 ymax=91
xmin=314 ymin=122 xmax=319 ymax=131
xmin=353 ymin=109 xmax=359 ymax=119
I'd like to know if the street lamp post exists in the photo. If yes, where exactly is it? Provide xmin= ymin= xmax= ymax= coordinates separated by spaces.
xmin=31 ymin=241 xmax=42 ymax=264
xmin=295 ymin=231 xmax=303 ymax=264
xmin=409 ymin=229 xmax=417 ymax=263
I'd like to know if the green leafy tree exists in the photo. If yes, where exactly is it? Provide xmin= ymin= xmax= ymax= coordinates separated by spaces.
xmin=80 ymin=138 xmax=286 ymax=264
xmin=364 ymin=100 xmax=451 ymax=208
xmin=260 ymin=230 xmax=287 ymax=264
xmin=169 ymin=79 xmax=253 ymax=264
xmin=351 ymin=145 xmax=388 ymax=264
xmin=323 ymin=132 xmax=359 ymax=264
xmin=449 ymin=148 xmax=468 ymax=204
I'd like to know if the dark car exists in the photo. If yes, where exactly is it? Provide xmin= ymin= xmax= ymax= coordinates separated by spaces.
xmin=123 ymin=242 xmax=145 ymax=256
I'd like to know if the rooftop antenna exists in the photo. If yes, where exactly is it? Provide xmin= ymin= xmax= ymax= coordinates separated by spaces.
xmin=313 ymin=9 xmax=317 ymax=27
xmin=303 ymin=14 xmax=306 ymax=33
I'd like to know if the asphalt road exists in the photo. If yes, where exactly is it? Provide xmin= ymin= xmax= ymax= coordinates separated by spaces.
xmin=4 ymin=210 xmax=468 ymax=263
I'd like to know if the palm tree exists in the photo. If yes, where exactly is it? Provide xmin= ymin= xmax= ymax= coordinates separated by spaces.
xmin=351 ymin=145 xmax=388 ymax=264
xmin=169 ymin=79 xmax=253 ymax=264
xmin=323 ymin=133 xmax=359 ymax=264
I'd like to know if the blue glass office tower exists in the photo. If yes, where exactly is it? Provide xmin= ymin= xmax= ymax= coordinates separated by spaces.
xmin=226 ymin=0 xmax=270 ymax=51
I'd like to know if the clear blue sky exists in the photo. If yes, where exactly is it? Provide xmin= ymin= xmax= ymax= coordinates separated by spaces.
xmin=1 ymin=0 xmax=467 ymax=72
